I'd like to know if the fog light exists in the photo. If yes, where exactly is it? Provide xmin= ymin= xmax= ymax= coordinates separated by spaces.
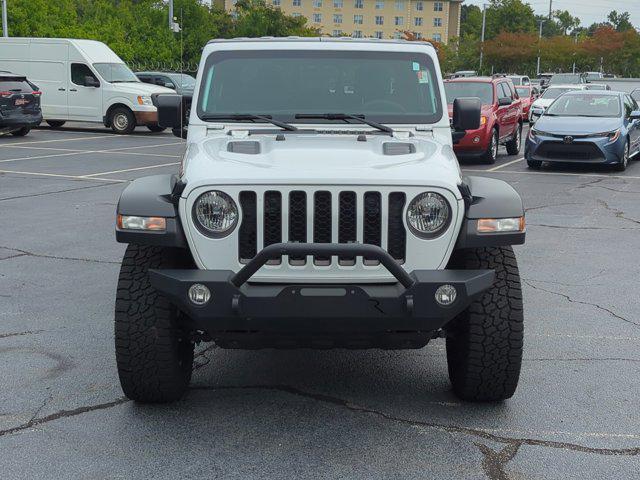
xmin=435 ymin=284 xmax=457 ymax=306
xmin=188 ymin=284 xmax=211 ymax=305
xmin=473 ymin=136 xmax=480 ymax=143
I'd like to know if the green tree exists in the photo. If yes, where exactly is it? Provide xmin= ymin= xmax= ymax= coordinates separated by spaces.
xmin=607 ymin=11 xmax=634 ymax=32
xmin=232 ymin=0 xmax=318 ymax=38
xmin=485 ymin=0 xmax=537 ymax=38
xmin=553 ymin=10 xmax=580 ymax=35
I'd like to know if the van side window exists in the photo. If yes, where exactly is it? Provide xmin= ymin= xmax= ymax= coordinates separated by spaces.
xmin=71 ymin=63 xmax=98 ymax=86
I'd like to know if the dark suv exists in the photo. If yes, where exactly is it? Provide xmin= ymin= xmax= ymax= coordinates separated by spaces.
xmin=0 ymin=72 xmax=43 ymax=137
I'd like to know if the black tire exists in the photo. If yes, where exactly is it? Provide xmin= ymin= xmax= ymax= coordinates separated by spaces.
xmin=505 ymin=124 xmax=522 ymax=156
xmin=614 ymin=139 xmax=630 ymax=172
xmin=109 ymin=107 xmax=136 ymax=134
xmin=527 ymin=160 xmax=542 ymax=169
xmin=147 ymin=125 xmax=166 ymax=133
xmin=11 ymin=127 xmax=30 ymax=137
xmin=115 ymin=244 xmax=195 ymax=403
xmin=46 ymin=120 xmax=66 ymax=128
xmin=445 ymin=246 xmax=524 ymax=402
xmin=483 ymin=129 xmax=499 ymax=164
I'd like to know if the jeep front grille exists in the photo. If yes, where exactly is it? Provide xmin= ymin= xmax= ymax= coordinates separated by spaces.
xmin=238 ymin=189 xmax=407 ymax=265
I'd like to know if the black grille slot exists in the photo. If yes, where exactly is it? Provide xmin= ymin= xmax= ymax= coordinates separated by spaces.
xmin=288 ymin=191 xmax=307 ymax=264
xmin=313 ymin=191 xmax=332 ymax=265
xmin=238 ymin=192 xmax=257 ymax=262
xmin=338 ymin=192 xmax=357 ymax=265
xmin=387 ymin=192 xmax=406 ymax=263
xmin=363 ymin=192 xmax=382 ymax=265
xmin=263 ymin=191 xmax=282 ymax=265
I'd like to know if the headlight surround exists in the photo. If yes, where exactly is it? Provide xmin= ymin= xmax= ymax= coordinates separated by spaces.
xmin=137 ymin=95 xmax=153 ymax=106
xmin=192 ymin=190 xmax=238 ymax=238
xmin=606 ymin=129 xmax=621 ymax=143
xmin=406 ymin=192 xmax=452 ymax=238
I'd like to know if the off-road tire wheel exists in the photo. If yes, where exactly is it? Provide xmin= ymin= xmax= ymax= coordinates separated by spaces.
xmin=614 ymin=139 xmax=630 ymax=172
xmin=445 ymin=246 xmax=524 ymax=402
xmin=110 ymin=107 xmax=136 ymax=134
xmin=11 ymin=127 xmax=30 ymax=136
xmin=46 ymin=120 xmax=66 ymax=128
xmin=483 ymin=129 xmax=499 ymax=164
xmin=115 ymin=244 xmax=195 ymax=403
xmin=505 ymin=124 xmax=522 ymax=156
xmin=526 ymin=160 xmax=542 ymax=169
xmin=147 ymin=125 xmax=166 ymax=133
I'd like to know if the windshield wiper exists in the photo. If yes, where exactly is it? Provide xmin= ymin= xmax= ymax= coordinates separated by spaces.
xmin=201 ymin=114 xmax=298 ymax=131
xmin=294 ymin=113 xmax=394 ymax=134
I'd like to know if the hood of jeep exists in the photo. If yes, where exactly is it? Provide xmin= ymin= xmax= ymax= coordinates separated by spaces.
xmin=180 ymin=133 xmax=462 ymax=194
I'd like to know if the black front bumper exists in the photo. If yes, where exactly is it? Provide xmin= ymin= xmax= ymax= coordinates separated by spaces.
xmin=149 ymin=243 xmax=494 ymax=337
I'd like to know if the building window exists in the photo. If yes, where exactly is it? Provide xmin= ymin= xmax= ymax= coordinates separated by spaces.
xmin=354 ymin=14 xmax=363 ymax=24
xmin=394 ymin=16 xmax=404 ymax=26
xmin=374 ymin=31 xmax=383 ymax=39
xmin=414 ymin=17 xmax=422 ymax=26
xmin=414 ymin=32 xmax=423 ymax=39
xmin=333 ymin=29 xmax=343 ymax=36
xmin=432 ymin=33 xmax=442 ymax=42
xmin=334 ymin=0 xmax=343 ymax=7
xmin=393 ymin=31 xmax=402 ymax=39
xmin=313 ymin=13 xmax=323 ymax=22
xmin=415 ymin=1 xmax=423 ymax=11
xmin=291 ymin=12 xmax=302 ymax=16
xmin=395 ymin=0 xmax=405 ymax=10
xmin=313 ymin=0 xmax=322 ymax=7
xmin=375 ymin=0 xmax=384 ymax=9
xmin=272 ymin=0 xmax=281 ymax=5
xmin=434 ymin=1 xmax=443 ymax=11
xmin=353 ymin=30 xmax=363 ymax=38
xmin=293 ymin=0 xmax=301 ymax=5
xmin=354 ymin=0 xmax=363 ymax=9
xmin=433 ymin=17 xmax=442 ymax=27
xmin=333 ymin=13 xmax=343 ymax=23
xmin=375 ymin=15 xmax=384 ymax=25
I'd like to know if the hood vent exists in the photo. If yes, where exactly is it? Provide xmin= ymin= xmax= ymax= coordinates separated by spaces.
xmin=383 ymin=142 xmax=416 ymax=156
xmin=227 ymin=141 xmax=261 ymax=154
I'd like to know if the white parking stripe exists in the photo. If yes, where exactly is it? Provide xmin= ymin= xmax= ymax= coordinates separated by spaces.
xmin=0 ymin=151 xmax=90 ymax=164
xmin=0 ymin=169 xmax=126 ymax=183
xmin=0 ymin=134 xmax=116 ymax=147
xmin=462 ymin=168 xmax=640 ymax=180
xmin=487 ymin=157 xmax=524 ymax=172
xmin=80 ymin=162 xmax=180 ymax=177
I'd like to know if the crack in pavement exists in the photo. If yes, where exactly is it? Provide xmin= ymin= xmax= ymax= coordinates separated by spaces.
xmin=0 ymin=246 xmax=120 ymax=265
xmin=596 ymin=199 xmax=640 ymax=226
xmin=525 ymin=202 xmax=581 ymax=213
xmin=192 ymin=344 xmax=218 ymax=371
xmin=476 ymin=442 xmax=521 ymax=480
xmin=523 ymin=279 xmax=639 ymax=328
xmin=190 ymin=384 xmax=640 ymax=456
xmin=0 ymin=329 xmax=45 ymax=340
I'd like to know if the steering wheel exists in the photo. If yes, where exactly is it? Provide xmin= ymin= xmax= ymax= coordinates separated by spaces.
xmin=363 ymin=99 xmax=407 ymax=113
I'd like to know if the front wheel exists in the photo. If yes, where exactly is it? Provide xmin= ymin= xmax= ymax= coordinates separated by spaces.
xmin=527 ymin=160 xmax=542 ymax=169
xmin=445 ymin=246 xmax=524 ymax=402
xmin=614 ymin=139 xmax=630 ymax=172
xmin=11 ymin=127 xmax=31 ymax=137
xmin=147 ymin=125 xmax=166 ymax=133
xmin=109 ymin=107 xmax=136 ymax=134
xmin=505 ymin=124 xmax=522 ymax=156
xmin=46 ymin=120 xmax=66 ymax=128
xmin=483 ymin=129 xmax=499 ymax=164
xmin=115 ymin=244 xmax=195 ymax=403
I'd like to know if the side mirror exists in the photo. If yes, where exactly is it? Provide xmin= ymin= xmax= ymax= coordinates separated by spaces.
xmin=85 ymin=76 xmax=100 ymax=87
xmin=156 ymin=94 xmax=192 ymax=138
xmin=630 ymin=110 xmax=640 ymax=120
xmin=498 ymin=97 xmax=512 ymax=106
xmin=165 ymin=82 xmax=175 ymax=89
xmin=452 ymin=97 xmax=481 ymax=139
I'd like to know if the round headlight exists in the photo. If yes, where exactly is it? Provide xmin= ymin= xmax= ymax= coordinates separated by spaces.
xmin=407 ymin=192 xmax=451 ymax=238
xmin=192 ymin=190 xmax=238 ymax=238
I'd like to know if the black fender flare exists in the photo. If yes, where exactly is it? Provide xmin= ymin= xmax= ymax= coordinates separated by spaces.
xmin=455 ymin=175 xmax=525 ymax=249
xmin=115 ymin=174 xmax=188 ymax=248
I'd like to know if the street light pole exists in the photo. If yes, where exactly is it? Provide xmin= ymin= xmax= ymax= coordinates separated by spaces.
xmin=572 ymin=31 xmax=578 ymax=74
xmin=536 ymin=20 xmax=543 ymax=77
xmin=168 ymin=0 xmax=174 ymax=30
xmin=479 ymin=4 xmax=487 ymax=74
xmin=1 ymin=0 xmax=8 ymax=38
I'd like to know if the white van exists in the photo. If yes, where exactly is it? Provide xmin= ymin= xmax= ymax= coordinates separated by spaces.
xmin=0 ymin=37 xmax=174 ymax=133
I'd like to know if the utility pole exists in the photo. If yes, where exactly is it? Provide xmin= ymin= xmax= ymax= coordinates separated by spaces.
xmin=572 ymin=31 xmax=578 ymax=74
xmin=536 ymin=20 xmax=544 ymax=77
xmin=1 ymin=0 xmax=8 ymax=38
xmin=548 ymin=0 xmax=553 ymax=19
xmin=479 ymin=4 xmax=487 ymax=74
xmin=168 ymin=0 xmax=180 ymax=33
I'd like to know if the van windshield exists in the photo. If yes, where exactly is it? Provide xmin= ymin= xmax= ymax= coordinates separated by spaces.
xmin=196 ymin=50 xmax=443 ymax=124
xmin=94 ymin=63 xmax=139 ymax=83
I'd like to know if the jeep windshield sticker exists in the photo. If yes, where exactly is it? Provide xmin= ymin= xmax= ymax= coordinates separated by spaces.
xmin=412 ymin=61 xmax=420 ymax=71
xmin=418 ymin=70 xmax=430 ymax=84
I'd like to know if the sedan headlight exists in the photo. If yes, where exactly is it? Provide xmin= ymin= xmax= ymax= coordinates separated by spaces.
xmin=192 ymin=191 xmax=238 ymax=238
xmin=606 ymin=129 xmax=621 ymax=143
xmin=407 ymin=192 xmax=451 ymax=238
xmin=137 ymin=95 xmax=153 ymax=106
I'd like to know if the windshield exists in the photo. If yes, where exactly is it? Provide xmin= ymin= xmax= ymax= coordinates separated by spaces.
xmin=546 ymin=94 xmax=621 ymax=117
xmin=197 ymin=50 xmax=443 ymax=124
xmin=550 ymin=74 xmax=581 ymax=85
xmin=508 ymin=77 xmax=522 ymax=85
xmin=168 ymin=73 xmax=196 ymax=88
xmin=93 ymin=63 xmax=139 ymax=83
xmin=542 ymin=87 xmax=576 ymax=100
xmin=515 ymin=87 xmax=530 ymax=97
xmin=444 ymin=82 xmax=493 ymax=105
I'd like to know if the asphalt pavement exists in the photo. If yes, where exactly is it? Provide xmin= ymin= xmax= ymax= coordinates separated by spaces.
xmin=1 ymin=123 xmax=639 ymax=479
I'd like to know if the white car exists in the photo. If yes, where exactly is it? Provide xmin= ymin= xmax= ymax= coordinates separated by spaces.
xmin=113 ymin=38 xmax=527 ymax=404
xmin=0 ymin=37 xmax=174 ymax=134
xmin=529 ymin=84 xmax=589 ymax=123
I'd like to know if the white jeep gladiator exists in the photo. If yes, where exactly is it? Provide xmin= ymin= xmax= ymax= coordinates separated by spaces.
xmin=114 ymin=38 xmax=525 ymax=403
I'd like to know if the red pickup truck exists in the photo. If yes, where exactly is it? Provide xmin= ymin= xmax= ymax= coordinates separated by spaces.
xmin=444 ymin=76 xmax=523 ymax=164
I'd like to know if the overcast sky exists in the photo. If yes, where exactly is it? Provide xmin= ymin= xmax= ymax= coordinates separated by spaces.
xmin=463 ymin=0 xmax=639 ymax=28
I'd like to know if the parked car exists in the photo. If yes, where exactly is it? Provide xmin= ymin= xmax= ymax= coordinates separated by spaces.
xmin=508 ymin=75 xmax=531 ymax=86
xmin=514 ymin=85 xmax=539 ymax=121
xmin=548 ymin=73 xmax=587 ymax=86
xmin=114 ymin=38 xmax=527 ymax=404
xmin=529 ymin=84 xmax=589 ymax=123
xmin=0 ymin=71 xmax=42 ymax=136
xmin=525 ymin=90 xmax=640 ymax=171
xmin=0 ymin=37 xmax=175 ymax=134
xmin=444 ymin=76 xmax=523 ymax=163
xmin=585 ymin=83 xmax=611 ymax=91
xmin=135 ymin=71 xmax=196 ymax=96
xmin=631 ymin=88 xmax=640 ymax=103
xmin=584 ymin=71 xmax=603 ymax=82
xmin=538 ymin=72 xmax=554 ymax=90
xmin=451 ymin=70 xmax=477 ymax=78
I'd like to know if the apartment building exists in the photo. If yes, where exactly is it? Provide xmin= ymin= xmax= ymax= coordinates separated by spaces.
xmin=217 ymin=0 xmax=463 ymax=43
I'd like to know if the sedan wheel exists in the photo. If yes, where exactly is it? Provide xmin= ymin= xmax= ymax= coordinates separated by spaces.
xmin=615 ymin=140 xmax=630 ymax=172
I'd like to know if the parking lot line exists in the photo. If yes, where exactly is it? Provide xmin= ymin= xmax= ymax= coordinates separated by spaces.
xmin=0 ymin=151 xmax=90 ymax=164
xmin=487 ymin=157 xmax=524 ymax=172
xmin=0 ymin=169 xmax=126 ymax=183
xmin=0 ymin=134 xmax=117 ymax=147
xmin=462 ymin=169 xmax=640 ymax=180
xmin=80 ymin=162 xmax=180 ymax=177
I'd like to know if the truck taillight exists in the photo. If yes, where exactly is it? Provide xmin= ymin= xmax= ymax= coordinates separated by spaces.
xmin=0 ymin=91 xmax=12 ymax=98
xmin=31 ymin=91 xmax=42 ymax=96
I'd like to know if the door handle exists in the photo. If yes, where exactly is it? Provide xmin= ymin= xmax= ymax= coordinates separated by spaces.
xmin=69 ymin=89 xmax=77 ymax=92
xmin=58 ymin=88 xmax=66 ymax=91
